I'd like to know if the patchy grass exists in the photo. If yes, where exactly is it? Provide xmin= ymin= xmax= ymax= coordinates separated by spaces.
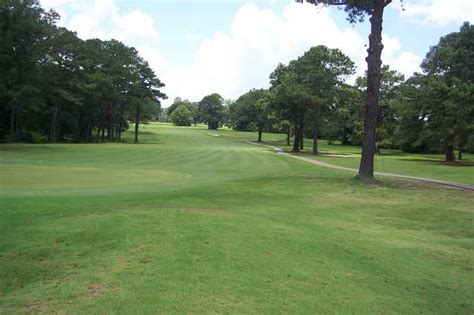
xmin=0 ymin=123 xmax=473 ymax=313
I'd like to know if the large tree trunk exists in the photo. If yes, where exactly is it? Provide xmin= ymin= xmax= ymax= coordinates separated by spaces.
xmin=117 ymin=103 xmax=124 ymax=142
xmin=312 ymin=114 xmax=319 ymax=155
xmin=286 ymin=129 xmax=291 ymax=146
xmin=292 ymin=126 xmax=301 ymax=152
xmin=312 ymin=131 xmax=318 ymax=155
xmin=14 ymin=106 xmax=22 ymax=142
xmin=10 ymin=106 xmax=15 ymax=135
xmin=445 ymin=144 xmax=455 ymax=162
xmin=86 ymin=122 xmax=92 ymax=142
xmin=293 ymin=116 xmax=306 ymax=152
xmin=50 ymin=103 xmax=60 ymax=142
xmin=257 ymin=128 xmax=263 ymax=142
xmin=358 ymin=1 xmax=386 ymax=179
xmin=134 ymin=104 xmax=140 ymax=143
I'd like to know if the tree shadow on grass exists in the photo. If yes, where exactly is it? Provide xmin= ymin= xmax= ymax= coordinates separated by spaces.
xmin=136 ymin=131 xmax=159 ymax=135
xmin=349 ymin=175 xmax=461 ymax=192
xmin=397 ymin=158 xmax=474 ymax=167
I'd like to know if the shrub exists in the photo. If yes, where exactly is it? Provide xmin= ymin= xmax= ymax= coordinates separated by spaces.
xmin=30 ymin=131 xmax=48 ymax=143
xmin=170 ymin=105 xmax=193 ymax=126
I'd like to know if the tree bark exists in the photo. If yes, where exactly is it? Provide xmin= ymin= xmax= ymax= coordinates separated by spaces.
xmin=299 ymin=132 xmax=304 ymax=150
xmin=445 ymin=144 xmax=455 ymax=162
xmin=134 ymin=104 xmax=140 ymax=143
xmin=312 ymin=131 xmax=318 ymax=155
xmin=50 ymin=103 xmax=60 ymax=142
xmin=107 ymin=123 xmax=112 ymax=141
xmin=458 ymin=149 xmax=462 ymax=161
xmin=312 ymin=115 xmax=319 ymax=155
xmin=10 ymin=106 xmax=15 ymax=135
xmin=358 ymin=0 xmax=386 ymax=179
xmin=292 ymin=126 xmax=301 ymax=152
xmin=286 ymin=129 xmax=291 ymax=146
xmin=14 ymin=106 xmax=22 ymax=142
xmin=117 ymin=103 xmax=124 ymax=142
xmin=257 ymin=128 xmax=263 ymax=142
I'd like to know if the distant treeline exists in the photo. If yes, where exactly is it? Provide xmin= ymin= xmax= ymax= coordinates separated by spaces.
xmin=0 ymin=0 xmax=166 ymax=143
xmin=167 ymin=23 xmax=473 ymax=161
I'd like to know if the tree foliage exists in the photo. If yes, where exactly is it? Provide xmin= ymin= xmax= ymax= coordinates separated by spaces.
xmin=198 ymin=93 xmax=225 ymax=130
xmin=269 ymin=45 xmax=354 ymax=153
xmin=397 ymin=23 xmax=474 ymax=161
xmin=297 ymin=0 xmax=394 ymax=177
xmin=0 ymin=0 xmax=166 ymax=143
xmin=170 ymin=104 xmax=194 ymax=126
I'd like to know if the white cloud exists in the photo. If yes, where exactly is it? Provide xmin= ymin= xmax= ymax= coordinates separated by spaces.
xmin=160 ymin=2 xmax=421 ymax=104
xmin=40 ymin=0 xmax=75 ymax=20
xmin=390 ymin=52 xmax=423 ymax=78
xmin=40 ymin=0 xmax=423 ymax=106
xmin=56 ymin=0 xmax=158 ymax=47
xmin=382 ymin=33 xmax=422 ymax=79
xmin=397 ymin=0 xmax=473 ymax=26
xmin=111 ymin=10 xmax=159 ymax=43
xmin=157 ymin=2 xmax=366 ymax=103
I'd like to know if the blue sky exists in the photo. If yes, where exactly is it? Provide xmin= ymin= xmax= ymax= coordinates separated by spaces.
xmin=41 ymin=0 xmax=473 ymax=106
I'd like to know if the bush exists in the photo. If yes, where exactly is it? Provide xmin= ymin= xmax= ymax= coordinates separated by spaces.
xmin=30 ymin=131 xmax=48 ymax=143
xmin=170 ymin=105 xmax=193 ymax=126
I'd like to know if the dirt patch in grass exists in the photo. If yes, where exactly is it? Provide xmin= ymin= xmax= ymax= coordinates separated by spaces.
xmin=4 ymin=301 xmax=52 ymax=313
xmin=87 ymin=283 xmax=108 ymax=298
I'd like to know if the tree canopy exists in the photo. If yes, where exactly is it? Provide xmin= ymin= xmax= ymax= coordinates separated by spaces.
xmin=0 ymin=0 xmax=166 ymax=143
xmin=198 ymin=93 xmax=225 ymax=130
xmin=297 ymin=0 xmax=394 ymax=178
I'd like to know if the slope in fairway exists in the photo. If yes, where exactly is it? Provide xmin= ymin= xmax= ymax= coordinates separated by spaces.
xmin=1 ymin=124 xmax=473 ymax=313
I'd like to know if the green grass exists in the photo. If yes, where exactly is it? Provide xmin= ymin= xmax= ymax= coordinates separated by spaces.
xmin=248 ymin=132 xmax=474 ymax=185
xmin=1 ymin=123 xmax=473 ymax=313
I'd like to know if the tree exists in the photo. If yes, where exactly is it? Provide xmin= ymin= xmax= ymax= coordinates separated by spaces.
xmin=397 ymin=74 xmax=473 ymax=162
xmin=269 ymin=46 xmax=354 ymax=153
xmin=421 ymin=22 xmax=474 ymax=160
xmin=41 ymin=27 xmax=83 ymax=142
xmin=167 ymin=97 xmax=183 ymax=116
xmin=167 ymin=98 xmax=199 ymax=125
xmin=323 ymin=83 xmax=363 ymax=145
xmin=229 ymin=89 xmax=267 ymax=134
xmin=170 ymin=104 xmax=194 ymax=126
xmin=0 ymin=0 xmax=167 ymax=144
xmin=0 ymin=0 xmax=59 ymax=141
xmin=198 ymin=93 xmax=225 ymax=130
xmin=297 ymin=0 xmax=394 ymax=178
xmin=290 ymin=45 xmax=355 ymax=154
xmin=356 ymin=65 xmax=404 ymax=152
xmin=128 ymin=58 xmax=166 ymax=143
xmin=269 ymin=64 xmax=315 ymax=152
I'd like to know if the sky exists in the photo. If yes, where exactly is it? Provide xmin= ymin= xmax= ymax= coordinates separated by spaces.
xmin=40 ymin=0 xmax=474 ymax=106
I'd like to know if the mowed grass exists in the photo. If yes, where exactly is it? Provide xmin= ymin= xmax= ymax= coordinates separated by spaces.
xmin=245 ymin=132 xmax=474 ymax=185
xmin=0 ymin=123 xmax=473 ymax=313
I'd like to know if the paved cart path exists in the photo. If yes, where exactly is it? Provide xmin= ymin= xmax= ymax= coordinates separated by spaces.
xmin=246 ymin=141 xmax=474 ymax=192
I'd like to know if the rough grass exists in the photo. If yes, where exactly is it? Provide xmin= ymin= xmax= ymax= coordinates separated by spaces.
xmin=0 ymin=123 xmax=473 ymax=313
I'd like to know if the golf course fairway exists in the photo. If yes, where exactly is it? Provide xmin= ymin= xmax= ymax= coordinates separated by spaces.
xmin=1 ymin=124 xmax=473 ymax=313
